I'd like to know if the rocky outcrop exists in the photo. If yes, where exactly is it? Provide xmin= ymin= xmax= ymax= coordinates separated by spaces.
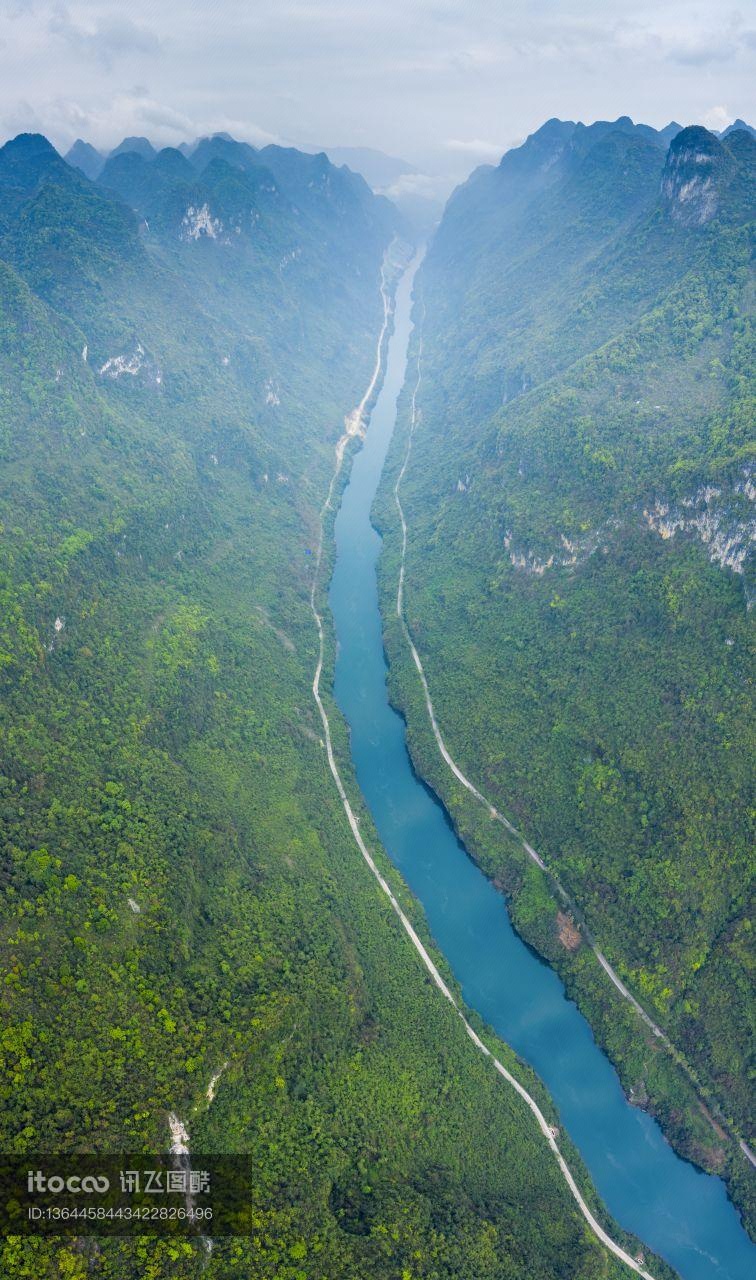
xmin=99 ymin=341 xmax=162 ymax=385
xmin=643 ymin=471 xmax=755 ymax=578
xmin=180 ymin=203 xmax=226 ymax=242
xmin=503 ymin=524 xmax=615 ymax=576
xmin=502 ymin=472 xmax=754 ymax=588
xmin=660 ymin=126 xmax=727 ymax=225
xmin=659 ymin=124 xmax=756 ymax=227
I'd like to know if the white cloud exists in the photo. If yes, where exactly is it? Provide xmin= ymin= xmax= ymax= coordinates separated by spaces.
xmin=0 ymin=97 xmax=46 ymax=139
xmin=703 ymin=105 xmax=733 ymax=132
xmin=194 ymin=115 xmax=283 ymax=148
xmin=445 ymin=138 xmax=504 ymax=161
xmin=48 ymin=6 xmax=161 ymax=68
xmin=2 ymin=89 xmax=280 ymax=152
xmin=381 ymin=170 xmax=454 ymax=202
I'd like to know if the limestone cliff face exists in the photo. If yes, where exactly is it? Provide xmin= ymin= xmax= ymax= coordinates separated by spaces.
xmin=660 ymin=126 xmax=727 ymax=226
xmin=643 ymin=470 xmax=755 ymax=588
xmin=500 ymin=469 xmax=755 ymax=594
xmin=660 ymin=124 xmax=756 ymax=227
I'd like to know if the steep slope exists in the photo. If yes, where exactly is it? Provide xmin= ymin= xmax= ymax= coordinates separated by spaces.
xmin=108 ymin=134 xmax=157 ymax=161
xmin=0 ymin=134 xmax=141 ymax=305
xmin=377 ymin=119 xmax=755 ymax=1228
xmin=63 ymin=138 xmax=104 ymax=180
xmin=96 ymin=135 xmax=399 ymax=312
xmin=0 ymin=133 xmax=647 ymax=1279
xmin=721 ymin=119 xmax=756 ymax=140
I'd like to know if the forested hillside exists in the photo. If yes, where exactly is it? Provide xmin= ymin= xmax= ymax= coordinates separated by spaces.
xmin=377 ymin=118 xmax=755 ymax=1228
xmin=0 ymin=132 xmax=647 ymax=1278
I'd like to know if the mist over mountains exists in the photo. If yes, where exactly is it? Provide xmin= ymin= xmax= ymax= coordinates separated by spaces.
xmin=53 ymin=114 xmax=754 ymax=235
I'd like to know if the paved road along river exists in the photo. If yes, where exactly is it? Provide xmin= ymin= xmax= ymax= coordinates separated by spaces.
xmin=327 ymin=254 xmax=756 ymax=1280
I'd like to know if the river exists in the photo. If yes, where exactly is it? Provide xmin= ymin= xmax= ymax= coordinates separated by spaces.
xmin=327 ymin=253 xmax=756 ymax=1280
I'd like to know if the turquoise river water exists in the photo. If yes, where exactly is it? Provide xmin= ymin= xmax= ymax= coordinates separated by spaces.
xmin=327 ymin=256 xmax=756 ymax=1280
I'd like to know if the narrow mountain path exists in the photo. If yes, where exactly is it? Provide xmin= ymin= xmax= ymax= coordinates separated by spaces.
xmin=392 ymin=305 xmax=740 ymax=1157
xmin=309 ymin=259 xmax=657 ymax=1280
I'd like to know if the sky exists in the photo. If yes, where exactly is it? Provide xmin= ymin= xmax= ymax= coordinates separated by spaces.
xmin=1 ymin=0 xmax=754 ymax=180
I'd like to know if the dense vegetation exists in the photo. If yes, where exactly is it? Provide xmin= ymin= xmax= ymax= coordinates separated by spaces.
xmin=0 ymin=132 xmax=652 ymax=1277
xmin=377 ymin=119 xmax=755 ymax=1229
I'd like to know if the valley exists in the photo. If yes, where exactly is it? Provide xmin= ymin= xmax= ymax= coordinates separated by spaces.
xmin=0 ymin=111 xmax=752 ymax=1280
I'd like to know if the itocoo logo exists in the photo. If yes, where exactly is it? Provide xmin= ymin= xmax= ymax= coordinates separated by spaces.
xmin=27 ymin=1171 xmax=110 ymax=1194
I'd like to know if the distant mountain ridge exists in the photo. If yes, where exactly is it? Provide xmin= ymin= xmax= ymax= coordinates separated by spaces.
xmin=60 ymin=115 xmax=756 ymax=189
xmin=721 ymin=117 xmax=756 ymax=138
xmin=314 ymin=144 xmax=417 ymax=189
xmin=64 ymin=137 xmax=104 ymax=179
xmin=58 ymin=119 xmax=753 ymax=238
xmin=69 ymin=131 xmax=403 ymax=253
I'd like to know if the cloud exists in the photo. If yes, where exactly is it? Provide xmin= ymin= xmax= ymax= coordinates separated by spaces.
xmin=609 ymin=10 xmax=756 ymax=68
xmin=662 ymin=28 xmax=756 ymax=67
xmin=382 ymin=171 xmax=453 ymax=202
xmin=0 ymin=86 xmax=285 ymax=153
xmin=194 ymin=115 xmax=283 ymax=148
xmin=445 ymin=137 xmax=503 ymax=161
xmin=0 ymin=1 xmax=753 ymax=173
xmin=0 ymin=97 xmax=45 ymax=139
xmin=48 ymin=5 xmax=161 ymax=68
xmin=44 ymin=92 xmax=190 ymax=147
xmin=703 ymin=105 xmax=733 ymax=132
